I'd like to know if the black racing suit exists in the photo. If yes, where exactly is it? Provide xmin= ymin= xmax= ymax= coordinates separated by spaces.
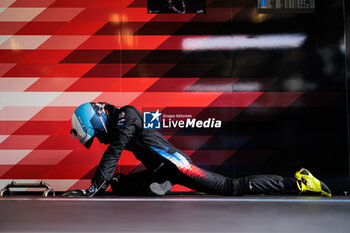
xmin=92 ymin=103 xmax=296 ymax=196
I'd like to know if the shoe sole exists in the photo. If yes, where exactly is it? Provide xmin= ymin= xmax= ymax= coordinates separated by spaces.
xmin=149 ymin=181 xmax=172 ymax=196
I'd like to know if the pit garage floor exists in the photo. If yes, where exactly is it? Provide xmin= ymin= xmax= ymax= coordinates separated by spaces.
xmin=1 ymin=195 xmax=350 ymax=233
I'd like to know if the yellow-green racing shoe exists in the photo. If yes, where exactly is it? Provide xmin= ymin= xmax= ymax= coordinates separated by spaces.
xmin=295 ymin=168 xmax=331 ymax=197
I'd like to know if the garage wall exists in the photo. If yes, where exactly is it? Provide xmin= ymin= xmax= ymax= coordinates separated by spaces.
xmin=0 ymin=0 xmax=348 ymax=193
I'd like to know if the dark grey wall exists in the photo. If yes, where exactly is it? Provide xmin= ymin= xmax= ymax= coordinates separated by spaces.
xmin=345 ymin=0 xmax=350 ymax=179
xmin=222 ymin=0 xmax=350 ymax=193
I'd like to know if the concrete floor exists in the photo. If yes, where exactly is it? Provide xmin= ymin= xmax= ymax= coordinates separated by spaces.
xmin=1 ymin=195 xmax=350 ymax=233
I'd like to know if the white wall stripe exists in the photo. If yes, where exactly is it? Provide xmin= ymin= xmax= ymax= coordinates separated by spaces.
xmin=182 ymin=34 xmax=307 ymax=51
xmin=0 ymin=92 xmax=61 ymax=108
xmin=0 ymin=8 xmax=45 ymax=22
xmin=0 ymin=179 xmax=79 ymax=191
xmin=0 ymin=35 xmax=51 ymax=50
xmin=34 ymin=179 xmax=79 ymax=191
xmin=0 ymin=0 xmax=16 ymax=8
xmin=0 ymin=179 xmax=39 ymax=191
xmin=0 ymin=78 xmax=39 ymax=92
xmin=0 ymin=150 xmax=32 ymax=164
xmin=0 ymin=92 xmax=105 ymax=108
xmin=48 ymin=92 xmax=103 ymax=106
xmin=0 ymin=106 xmax=44 ymax=121
xmin=0 ymin=35 xmax=11 ymax=45
xmin=0 ymin=135 xmax=9 ymax=144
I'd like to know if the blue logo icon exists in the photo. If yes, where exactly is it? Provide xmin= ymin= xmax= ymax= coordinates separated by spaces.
xmin=143 ymin=110 xmax=161 ymax=129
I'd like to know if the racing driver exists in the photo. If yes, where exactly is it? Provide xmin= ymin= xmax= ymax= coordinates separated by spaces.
xmin=63 ymin=102 xmax=332 ymax=197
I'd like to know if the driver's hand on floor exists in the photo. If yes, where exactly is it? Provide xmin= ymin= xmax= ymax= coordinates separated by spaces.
xmin=62 ymin=185 xmax=96 ymax=197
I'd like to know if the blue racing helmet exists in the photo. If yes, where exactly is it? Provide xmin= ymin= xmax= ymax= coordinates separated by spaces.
xmin=70 ymin=102 xmax=109 ymax=149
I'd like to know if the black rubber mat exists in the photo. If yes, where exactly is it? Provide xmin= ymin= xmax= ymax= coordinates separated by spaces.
xmin=1 ymin=195 xmax=350 ymax=233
